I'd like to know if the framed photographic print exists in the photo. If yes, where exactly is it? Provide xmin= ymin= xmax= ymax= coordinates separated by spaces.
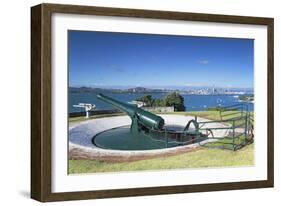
xmin=31 ymin=3 xmax=274 ymax=202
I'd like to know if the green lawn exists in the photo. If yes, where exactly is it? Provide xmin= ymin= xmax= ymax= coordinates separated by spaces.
xmin=68 ymin=110 xmax=254 ymax=174
xmin=69 ymin=144 xmax=254 ymax=174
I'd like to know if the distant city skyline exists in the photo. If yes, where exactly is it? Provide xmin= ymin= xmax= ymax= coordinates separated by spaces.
xmin=69 ymin=84 xmax=253 ymax=90
xmin=68 ymin=31 xmax=254 ymax=88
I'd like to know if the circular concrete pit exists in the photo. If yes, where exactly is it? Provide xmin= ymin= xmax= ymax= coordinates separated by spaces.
xmin=69 ymin=115 xmax=229 ymax=162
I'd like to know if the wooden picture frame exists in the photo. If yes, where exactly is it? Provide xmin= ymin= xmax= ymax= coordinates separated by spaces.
xmin=31 ymin=3 xmax=274 ymax=202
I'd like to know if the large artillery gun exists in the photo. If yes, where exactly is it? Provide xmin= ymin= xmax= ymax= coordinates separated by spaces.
xmin=97 ymin=93 xmax=253 ymax=150
xmin=97 ymin=93 xmax=164 ymax=133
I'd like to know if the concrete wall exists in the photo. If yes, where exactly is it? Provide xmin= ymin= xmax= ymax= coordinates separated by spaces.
xmin=142 ymin=106 xmax=174 ymax=113
xmin=69 ymin=107 xmax=174 ymax=117
xmin=69 ymin=109 xmax=122 ymax=117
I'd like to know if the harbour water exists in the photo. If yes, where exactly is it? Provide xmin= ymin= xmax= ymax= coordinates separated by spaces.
xmin=69 ymin=92 xmax=254 ymax=113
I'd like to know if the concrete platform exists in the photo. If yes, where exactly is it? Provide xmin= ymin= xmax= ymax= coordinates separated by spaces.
xmin=69 ymin=115 xmax=230 ymax=162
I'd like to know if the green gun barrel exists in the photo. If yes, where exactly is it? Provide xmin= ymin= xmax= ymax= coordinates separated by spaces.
xmin=97 ymin=93 xmax=164 ymax=130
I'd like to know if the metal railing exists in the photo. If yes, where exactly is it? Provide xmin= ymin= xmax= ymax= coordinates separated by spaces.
xmin=145 ymin=103 xmax=254 ymax=151
xmin=198 ymin=104 xmax=254 ymax=151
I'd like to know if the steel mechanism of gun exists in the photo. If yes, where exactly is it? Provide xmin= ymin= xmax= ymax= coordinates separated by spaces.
xmin=97 ymin=93 xmax=253 ymax=151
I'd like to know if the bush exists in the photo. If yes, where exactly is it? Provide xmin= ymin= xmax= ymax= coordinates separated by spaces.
xmin=165 ymin=92 xmax=185 ymax=111
xmin=136 ymin=95 xmax=153 ymax=106
xmin=136 ymin=92 xmax=185 ymax=111
xmin=152 ymin=98 xmax=166 ymax=107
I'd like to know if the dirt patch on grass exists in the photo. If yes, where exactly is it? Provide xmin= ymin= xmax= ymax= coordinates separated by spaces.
xmin=69 ymin=146 xmax=200 ymax=163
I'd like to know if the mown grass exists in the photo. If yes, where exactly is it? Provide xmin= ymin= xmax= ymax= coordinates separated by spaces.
xmin=203 ymin=136 xmax=253 ymax=150
xmin=69 ymin=144 xmax=254 ymax=174
xmin=68 ymin=110 xmax=254 ymax=174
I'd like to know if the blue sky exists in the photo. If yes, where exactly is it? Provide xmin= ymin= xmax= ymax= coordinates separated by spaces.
xmin=68 ymin=30 xmax=254 ymax=88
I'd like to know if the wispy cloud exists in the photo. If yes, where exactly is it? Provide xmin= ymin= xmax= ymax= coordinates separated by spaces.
xmin=90 ymin=83 xmax=105 ymax=87
xmin=107 ymin=64 xmax=125 ymax=73
xmin=106 ymin=64 xmax=139 ymax=76
xmin=197 ymin=60 xmax=210 ymax=64
xmin=184 ymin=83 xmax=209 ymax=87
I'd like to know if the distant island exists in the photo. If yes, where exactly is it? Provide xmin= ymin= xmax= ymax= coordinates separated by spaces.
xmin=69 ymin=86 xmax=163 ymax=94
xmin=69 ymin=86 xmax=253 ymax=96
xmin=239 ymin=94 xmax=254 ymax=102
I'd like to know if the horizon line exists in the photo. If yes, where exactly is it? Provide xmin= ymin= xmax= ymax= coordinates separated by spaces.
xmin=69 ymin=85 xmax=254 ymax=89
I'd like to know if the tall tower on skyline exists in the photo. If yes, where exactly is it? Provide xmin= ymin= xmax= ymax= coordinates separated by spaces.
xmin=212 ymin=85 xmax=216 ymax=94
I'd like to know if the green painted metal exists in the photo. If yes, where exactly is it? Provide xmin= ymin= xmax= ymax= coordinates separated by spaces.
xmin=198 ymin=104 xmax=254 ymax=151
xmin=97 ymin=93 xmax=165 ymax=132
xmin=97 ymin=94 xmax=252 ymax=151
